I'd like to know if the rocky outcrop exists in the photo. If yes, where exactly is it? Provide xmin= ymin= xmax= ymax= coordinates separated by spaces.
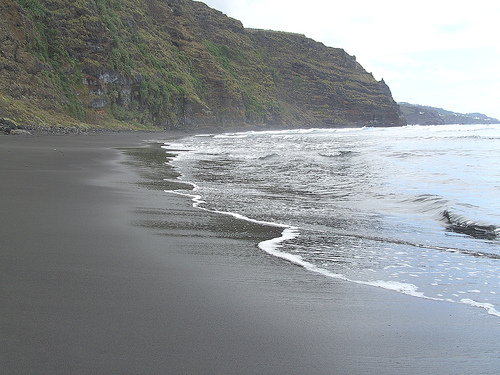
xmin=0 ymin=0 xmax=406 ymax=130
xmin=1 ymin=117 xmax=31 ymax=134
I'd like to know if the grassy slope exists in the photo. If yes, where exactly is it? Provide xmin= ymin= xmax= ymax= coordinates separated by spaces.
xmin=0 ymin=0 xmax=404 ymax=131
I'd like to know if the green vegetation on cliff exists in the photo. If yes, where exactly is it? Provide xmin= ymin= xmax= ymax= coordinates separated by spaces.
xmin=0 ymin=0 xmax=405 ymax=131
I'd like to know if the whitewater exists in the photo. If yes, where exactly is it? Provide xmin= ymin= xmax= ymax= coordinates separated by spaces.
xmin=164 ymin=124 xmax=500 ymax=320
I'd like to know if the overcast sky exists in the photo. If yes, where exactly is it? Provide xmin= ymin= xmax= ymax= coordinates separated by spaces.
xmin=202 ymin=0 xmax=500 ymax=119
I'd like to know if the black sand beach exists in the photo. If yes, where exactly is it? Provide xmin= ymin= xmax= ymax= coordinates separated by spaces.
xmin=1 ymin=133 xmax=499 ymax=374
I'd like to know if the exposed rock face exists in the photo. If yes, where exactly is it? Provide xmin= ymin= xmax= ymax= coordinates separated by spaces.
xmin=248 ymin=31 xmax=405 ymax=127
xmin=8 ymin=128 xmax=32 ymax=135
xmin=0 ymin=0 xmax=406 ymax=130
xmin=1 ymin=117 xmax=31 ymax=134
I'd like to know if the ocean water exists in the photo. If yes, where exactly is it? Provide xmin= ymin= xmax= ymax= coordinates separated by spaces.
xmin=164 ymin=124 xmax=500 ymax=320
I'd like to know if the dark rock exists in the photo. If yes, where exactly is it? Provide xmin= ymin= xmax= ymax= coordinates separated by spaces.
xmin=1 ymin=117 xmax=18 ymax=129
xmin=88 ymin=98 xmax=107 ymax=109
xmin=9 ymin=129 xmax=32 ymax=135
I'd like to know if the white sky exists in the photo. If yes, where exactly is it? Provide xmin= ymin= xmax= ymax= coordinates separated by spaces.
xmin=201 ymin=0 xmax=500 ymax=119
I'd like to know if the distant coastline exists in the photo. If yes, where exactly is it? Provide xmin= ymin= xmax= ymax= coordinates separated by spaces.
xmin=399 ymin=102 xmax=499 ymax=125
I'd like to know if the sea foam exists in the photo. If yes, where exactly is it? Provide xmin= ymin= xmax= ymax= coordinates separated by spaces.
xmin=163 ymin=126 xmax=500 ymax=322
xmin=460 ymin=299 xmax=500 ymax=318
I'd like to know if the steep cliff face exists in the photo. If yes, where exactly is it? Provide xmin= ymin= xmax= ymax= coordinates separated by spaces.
xmin=0 ymin=0 xmax=406 ymax=131
xmin=248 ymin=30 xmax=405 ymax=126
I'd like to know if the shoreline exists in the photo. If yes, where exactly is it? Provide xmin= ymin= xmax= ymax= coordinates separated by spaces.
xmin=164 ymin=128 xmax=500 ymax=320
xmin=170 ymin=161 xmax=500 ymax=320
xmin=1 ymin=132 xmax=499 ymax=374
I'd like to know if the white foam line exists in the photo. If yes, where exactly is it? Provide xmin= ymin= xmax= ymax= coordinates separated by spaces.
xmin=260 ymin=242 xmax=500 ymax=322
xmin=258 ymin=230 xmax=344 ymax=279
xmin=258 ymin=230 xmax=434 ymax=300
xmin=167 ymin=187 xmax=289 ymax=229
xmin=165 ymin=187 xmax=500 ymax=323
xmin=460 ymin=299 xmax=500 ymax=319
xmin=259 ymin=233 xmax=500 ymax=321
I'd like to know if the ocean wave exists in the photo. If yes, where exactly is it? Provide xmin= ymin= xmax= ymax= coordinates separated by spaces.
xmin=229 ymin=153 xmax=278 ymax=161
xmin=405 ymin=124 xmax=500 ymax=132
xmin=258 ymin=153 xmax=279 ymax=160
xmin=318 ymin=228 xmax=500 ymax=260
xmin=318 ymin=150 xmax=358 ymax=158
xmin=214 ymin=134 xmax=250 ymax=139
xmin=400 ymin=194 xmax=500 ymax=242
xmin=166 ymin=125 xmax=500 ymax=322
xmin=397 ymin=194 xmax=451 ymax=214
xmin=442 ymin=210 xmax=499 ymax=240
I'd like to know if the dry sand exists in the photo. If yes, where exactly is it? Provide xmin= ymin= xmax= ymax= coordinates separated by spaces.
xmin=1 ymin=132 xmax=499 ymax=374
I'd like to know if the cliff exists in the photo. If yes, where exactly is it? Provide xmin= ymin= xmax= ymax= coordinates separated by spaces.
xmin=400 ymin=103 xmax=499 ymax=125
xmin=0 ymin=0 xmax=406 ymax=131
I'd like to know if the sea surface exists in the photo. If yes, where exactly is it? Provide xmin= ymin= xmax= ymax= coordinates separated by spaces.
xmin=164 ymin=124 xmax=500 ymax=320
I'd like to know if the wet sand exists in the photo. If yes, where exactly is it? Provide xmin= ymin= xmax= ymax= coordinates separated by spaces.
xmin=1 ymin=132 xmax=499 ymax=374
